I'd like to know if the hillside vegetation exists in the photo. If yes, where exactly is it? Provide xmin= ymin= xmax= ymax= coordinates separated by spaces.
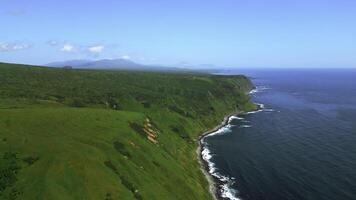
xmin=0 ymin=62 xmax=256 ymax=200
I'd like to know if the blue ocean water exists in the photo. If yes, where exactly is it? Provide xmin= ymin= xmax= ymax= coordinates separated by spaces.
xmin=203 ymin=69 xmax=356 ymax=200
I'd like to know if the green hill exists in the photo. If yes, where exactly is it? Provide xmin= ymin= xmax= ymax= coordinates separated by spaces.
xmin=0 ymin=62 xmax=256 ymax=200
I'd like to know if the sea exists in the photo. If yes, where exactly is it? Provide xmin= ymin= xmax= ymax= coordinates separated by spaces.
xmin=201 ymin=68 xmax=356 ymax=200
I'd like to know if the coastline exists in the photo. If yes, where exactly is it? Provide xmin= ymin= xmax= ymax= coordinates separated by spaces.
xmin=197 ymin=105 xmax=263 ymax=200
xmin=197 ymin=112 xmax=241 ymax=200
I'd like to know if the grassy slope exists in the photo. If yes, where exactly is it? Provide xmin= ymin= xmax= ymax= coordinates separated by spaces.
xmin=0 ymin=63 xmax=256 ymax=200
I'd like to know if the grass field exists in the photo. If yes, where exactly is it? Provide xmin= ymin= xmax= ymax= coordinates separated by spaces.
xmin=0 ymin=62 xmax=256 ymax=200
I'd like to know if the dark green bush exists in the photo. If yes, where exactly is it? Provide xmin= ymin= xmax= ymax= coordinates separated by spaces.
xmin=0 ymin=152 xmax=20 ymax=193
xmin=113 ymin=141 xmax=131 ymax=158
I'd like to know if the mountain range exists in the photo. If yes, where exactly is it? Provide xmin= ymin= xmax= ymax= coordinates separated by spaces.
xmin=47 ymin=59 xmax=144 ymax=69
xmin=46 ymin=59 xmax=222 ymax=73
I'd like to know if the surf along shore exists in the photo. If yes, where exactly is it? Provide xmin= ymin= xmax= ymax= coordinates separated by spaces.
xmin=197 ymin=103 xmax=263 ymax=200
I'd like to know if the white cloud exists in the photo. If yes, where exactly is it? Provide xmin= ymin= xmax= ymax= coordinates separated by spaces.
xmin=88 ymin=45 xmax=104 ymax=53
xmin=0 ymin=42 xmax=31 ymax=52
xmin=121 ymin=55 xmax=131 ymax=60
xmin=61 ymin=44 xmax=75 ymax=52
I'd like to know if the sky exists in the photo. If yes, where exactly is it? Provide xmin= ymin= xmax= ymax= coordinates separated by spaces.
xmin=1 ymin=0 xmax=356 ymax=68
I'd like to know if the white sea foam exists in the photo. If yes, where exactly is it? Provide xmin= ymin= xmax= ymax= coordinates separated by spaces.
xmin=201 ymin=147 xmax=212 ymax=160
xmin=230 ymin=116 xmax=244 ymax=120
xmin=221 ymin=179 xmax=241 ymax=200
xmin=208 ymin=125 xmax=233 ymax=137
xmin=216 ymin=174 xmax=241 ymax=200
xmin=201 ymin=146 xmax=218 ymax=174
xmin=201 ymin=145 xmax=241 ymax=200
xmin=249 ymin=86 xmax=270 ymax=95
xmin=248 ymin=89 xmax=259 ymax=94
xmin=256 ymin=103 xmax=265 ymax=109
xmin=201 ymin=115 xmax=243 ymax=200
xmin=228 ymin=116 xmax=244 ymax=124
xmin=200 ymin=84 xmax=278 ymax=200
xmin=264 ymin=108 xmax=275 ymax=112
xmin=243 ymin=103 xmax=265 ymax=114
xmin=201 ymin=85 xmax=277 ymax=200
xmin=245 ymin=109 xmax=263 ymax=114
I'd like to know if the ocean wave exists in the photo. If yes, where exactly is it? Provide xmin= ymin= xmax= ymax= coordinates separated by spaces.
xmin=201 ymin=146 xmax=217 ymax=174
xmin=249 ymin=89 xmax=259 ymax=94
xmin=264 ymin=108 xmax=275 ymax=112
xmin=230 ymin=116 xmax=244 ymax=120
xmin=256 ymin=103 xmax=265 ymax=109
xmin=201 ymin=142 xmax=228 ymax=176
xmin=207 ymin=125 xmax=233 ymax=137
xmin=245 ymin=109 xmax=263 ymax=114
xmin=201 ymin=143 xmax=241 ymax=200
xmin=228 ymin=116 xmax=244 ymax=124
xmin=201 ymin=115 xmax=243 ymax=200
xmin=249 ymin=86 xmax=270 ymax=94
xmin=220 ymin=177 xmax=241 ymax=200
xmin=201 ymin=85 xmax=277 ymax=200
xmin=244 ymin=102 xmax=279 ymax=114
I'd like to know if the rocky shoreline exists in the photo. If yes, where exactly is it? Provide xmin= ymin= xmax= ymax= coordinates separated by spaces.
xmin=197 ymin=104 xmax=263 ymax=200
xmin=197 ymin=112 xmax=240 ymax=200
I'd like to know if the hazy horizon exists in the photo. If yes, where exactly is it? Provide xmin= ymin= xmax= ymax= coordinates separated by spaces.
xmin=1 ymin=0 xmax=356 ymax=68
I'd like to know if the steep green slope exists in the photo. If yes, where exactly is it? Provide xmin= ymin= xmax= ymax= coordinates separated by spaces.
xmin=0 ymin=62 xmax=256 ymax=200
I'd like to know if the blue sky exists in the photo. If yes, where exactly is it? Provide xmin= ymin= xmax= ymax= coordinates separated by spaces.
xmin=1 ymin=0 xmax=355 ymax=68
